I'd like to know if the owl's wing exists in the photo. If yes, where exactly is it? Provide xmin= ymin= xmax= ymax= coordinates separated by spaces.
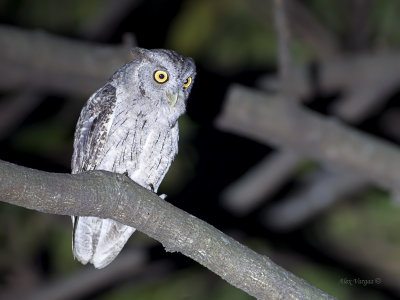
xmin=71 ymin=83 xmax=117 ymax=174
xmin=71 ymin=83 xmax=126 ymax=267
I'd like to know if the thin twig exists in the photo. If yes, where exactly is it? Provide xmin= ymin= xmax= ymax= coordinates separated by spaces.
xmin=80 ymin=0 xmax=142 ymax=41
xmin=221 ymin=150 xmax=300 ymax=215
xmin=222 ymin=0 xmax=299 ymax=215
xmin=0 ymin=90 xmax=43 ymax=139
xmin=286 ymin=0 xmax=340 ymax=59
xmin=263 ymin=170 xmax=367 ymax=230
xmin=274 ymin=0 xmax=292 ymax=92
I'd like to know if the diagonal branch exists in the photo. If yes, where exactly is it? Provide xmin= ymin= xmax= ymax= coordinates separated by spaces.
xmin=263 ymin=170 xmax=367 ymax=230
xmin=216 ymin=85 xmax=400 ymax=193
xmin=221 ymin=150 xmax=300 ymax=215
xmin=0 ymin=159 xmax=335 ymax=299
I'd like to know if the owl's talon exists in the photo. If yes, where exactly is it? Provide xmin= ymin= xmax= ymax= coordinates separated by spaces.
xmin=148 ymin=184 xmax=155 ymax=192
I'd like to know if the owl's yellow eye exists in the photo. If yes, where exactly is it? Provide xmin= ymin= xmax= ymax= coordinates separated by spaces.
xmin=154 ymin=70 xmax=168 ymax=83
xmin=183 ymin=76 xmax=192 ymax=88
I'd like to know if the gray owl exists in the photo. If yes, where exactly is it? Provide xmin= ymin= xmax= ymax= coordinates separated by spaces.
xmin=71 ymin=47 xmax=196 ymax=268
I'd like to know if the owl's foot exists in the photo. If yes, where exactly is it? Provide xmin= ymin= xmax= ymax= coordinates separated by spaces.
xmin=148 ymin=183 xmax=155 ymax=192
xmin=147 ymin=184 xmax=167 ymax=199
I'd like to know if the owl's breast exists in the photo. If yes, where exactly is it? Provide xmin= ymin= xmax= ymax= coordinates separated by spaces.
xmin=129 ymin=123 xmax=179 ymax=191
xmin=95 ymin=108 xmax=179 ymax=192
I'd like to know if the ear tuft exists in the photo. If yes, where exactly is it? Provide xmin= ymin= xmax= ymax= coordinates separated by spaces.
xmin=131 ymin=47 xmax=150 ymax=60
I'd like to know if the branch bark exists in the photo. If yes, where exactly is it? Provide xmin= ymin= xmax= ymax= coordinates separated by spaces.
xmin=0 ymin=159 xmax=335 ymax=299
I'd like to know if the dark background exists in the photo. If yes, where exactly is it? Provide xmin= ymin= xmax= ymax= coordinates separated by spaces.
xmin=1 ymin=0 xmax=400 ymax=299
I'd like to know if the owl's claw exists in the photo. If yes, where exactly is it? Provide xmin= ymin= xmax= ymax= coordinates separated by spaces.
xmin=148 ymin=184 xmax=155 ymax=192
xmin=147 ymin=184 xmax=166 ymax=199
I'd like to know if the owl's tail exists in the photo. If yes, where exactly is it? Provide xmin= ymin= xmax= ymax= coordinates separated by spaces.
xmin=72 ymin=216 xmax=136 ymax=269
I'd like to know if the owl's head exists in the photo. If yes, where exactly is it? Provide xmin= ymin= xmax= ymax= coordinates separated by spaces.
xmin=115 ymin=47 xmax=196 ymax=123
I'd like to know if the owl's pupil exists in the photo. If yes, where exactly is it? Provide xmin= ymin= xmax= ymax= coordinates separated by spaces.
xmin=184 ymin=79 xmax=188 ymax=84
xmin=159 ymin=74 xmax=165 ymax=79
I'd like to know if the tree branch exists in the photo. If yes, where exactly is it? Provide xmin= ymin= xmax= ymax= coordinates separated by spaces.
xmin=273 ymin=0 xmax=292 ymax=94
xmin=216 ymin=85 xmax=400 ymax=193
xmin=221 ymin=150 xmax=300 ymax=215
xmin=0 ymin=25 xmax=133 ymax=96
xmin=0 ymin=159 xmax=335 ymax=299
xmin=263 ymin=170 xmax=367 ymax=230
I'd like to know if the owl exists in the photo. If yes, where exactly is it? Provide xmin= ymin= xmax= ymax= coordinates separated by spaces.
xmin=71 ymin=47 xmax=196 ymax=268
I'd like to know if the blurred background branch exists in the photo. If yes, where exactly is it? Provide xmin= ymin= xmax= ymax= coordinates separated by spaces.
xmin=216 ymin=85 xmax=400 ymax=192
xmin=0 ymin=25 xmax=133 ymax=96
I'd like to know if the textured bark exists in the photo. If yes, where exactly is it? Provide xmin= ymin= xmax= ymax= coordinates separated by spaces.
xmin=0 ymin=159 xmax=335 ymax=299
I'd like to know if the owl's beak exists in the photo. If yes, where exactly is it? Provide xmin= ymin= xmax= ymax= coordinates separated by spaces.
xmin=167 ymin=91 xmax=179 ymax=107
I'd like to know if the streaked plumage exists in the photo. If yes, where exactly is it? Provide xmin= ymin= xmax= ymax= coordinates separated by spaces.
xmin=71 ymin=48 xmax=196 ymax=268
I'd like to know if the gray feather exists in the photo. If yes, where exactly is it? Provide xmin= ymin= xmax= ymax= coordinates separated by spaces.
xmin=71 ymin=48 xmax=196 ymax=268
